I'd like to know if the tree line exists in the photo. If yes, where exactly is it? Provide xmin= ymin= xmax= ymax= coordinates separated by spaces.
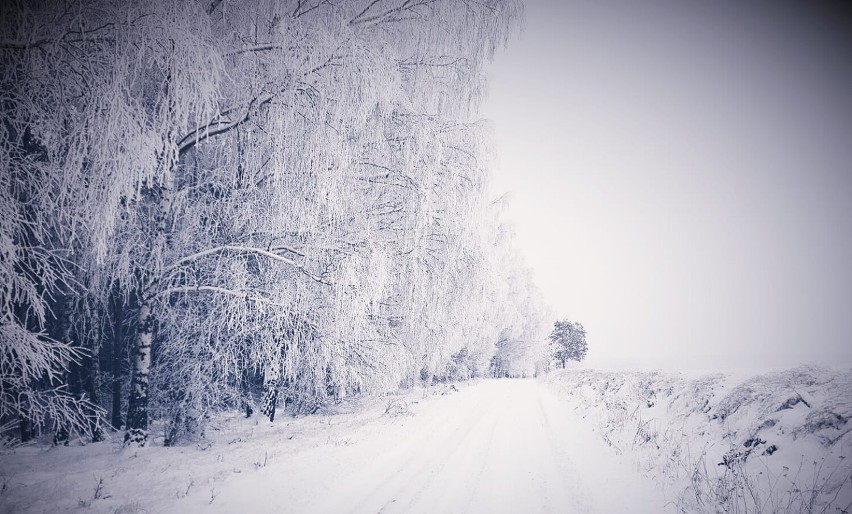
xmin=0 ymin=0 xmax=552 ymax=447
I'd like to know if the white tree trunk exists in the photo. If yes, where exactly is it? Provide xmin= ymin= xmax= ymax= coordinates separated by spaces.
xmin=124 ymin=301 xmax=153 ymax=446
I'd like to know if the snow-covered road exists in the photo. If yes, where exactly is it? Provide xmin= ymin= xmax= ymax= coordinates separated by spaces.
xmin=188 ymin=380 xmax=669 ymax=513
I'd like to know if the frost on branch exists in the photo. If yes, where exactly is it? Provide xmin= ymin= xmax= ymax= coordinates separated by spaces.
xmin=0 ymin=0 xmax=553 ymax=445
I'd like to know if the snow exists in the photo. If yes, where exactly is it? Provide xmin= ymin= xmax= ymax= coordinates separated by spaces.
xmin=546 ymin=366 xmax=852 ymax=513
xmin=0 ymin=379 xmax=667 ymax=513
xmin=7 ymin=367 xmax=849 ymax=513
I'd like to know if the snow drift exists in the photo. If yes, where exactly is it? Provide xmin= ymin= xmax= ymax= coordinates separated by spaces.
xmin=547 ymin=366 xmax=852 ymax=513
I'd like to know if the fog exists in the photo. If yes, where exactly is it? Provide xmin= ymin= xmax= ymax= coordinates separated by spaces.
xmin=483 ymin=0 xmax=852 ymax=370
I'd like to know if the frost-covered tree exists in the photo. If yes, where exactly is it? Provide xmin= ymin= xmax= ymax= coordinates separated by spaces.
xmin=0 ymin=3 xmax=110 ymax=440
xmin=1 ymin=0 xmax=225 ymax=444
xmin=484 ymin=211 xmax=553 ymax=378
xmin=549 ymin=320 xmax=588 ymax=367
xmin=0 ymin=0 xmax=542 ymax=446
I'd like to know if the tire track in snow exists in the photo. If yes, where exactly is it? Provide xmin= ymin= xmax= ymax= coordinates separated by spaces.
xmin=194 ymin=379 xmax=669 ymax=514
xmin=352 ymin=388 xmax=496 ymax=512
xmin=534 ymin=383 xmax=594 ymax=511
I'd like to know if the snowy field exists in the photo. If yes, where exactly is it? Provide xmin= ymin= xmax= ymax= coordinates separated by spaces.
xmin=547 ymin=366 xmax=852 ymax=513
xmin=1 ymin=380 xmax=667 ymax=514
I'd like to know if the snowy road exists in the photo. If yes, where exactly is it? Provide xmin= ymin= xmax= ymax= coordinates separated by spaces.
xmin=188 ymin=380 xmax=669 ymax=513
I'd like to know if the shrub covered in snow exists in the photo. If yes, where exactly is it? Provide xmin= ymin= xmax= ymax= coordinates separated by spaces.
xmin=547 ymin=366 xmax=852 ymax=513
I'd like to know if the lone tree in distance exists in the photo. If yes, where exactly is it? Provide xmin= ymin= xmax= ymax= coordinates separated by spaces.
xmin=549 ymin=320 xmax=588 ymax=367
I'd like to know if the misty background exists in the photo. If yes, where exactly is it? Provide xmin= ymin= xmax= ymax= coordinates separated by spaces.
xmin=483 ymin=0 xmax=852 ymax=370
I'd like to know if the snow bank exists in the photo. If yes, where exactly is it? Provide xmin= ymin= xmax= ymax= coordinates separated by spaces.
xmin=0 ymin=385 xmax=458 ymax=513
xmin=546 ymin=366 xmax=852 ymax=513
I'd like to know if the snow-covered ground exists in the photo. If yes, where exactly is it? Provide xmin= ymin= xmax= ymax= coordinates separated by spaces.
xmin=1 ymin=379 xmax=668 ymax=513
xmin=10 ymin=368 xmax=846 ymax=514
xmin=546 ymin=366 xmax=852 ymax=513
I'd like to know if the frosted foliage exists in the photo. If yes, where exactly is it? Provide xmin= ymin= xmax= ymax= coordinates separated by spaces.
xmin=0 ymin=0 xmax=544 ymax=443
xmin=487 ymin=216 xmax=554 ymax=378
xmin=1 ymin=25 xmax=110 ymax=435
xmin=2 ymin=1 xmax=223 ymax=264
xmin=0 ymin=323 xmax=101 ymax=438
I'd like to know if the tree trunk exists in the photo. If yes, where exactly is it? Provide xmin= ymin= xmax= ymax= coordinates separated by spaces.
xmin=53 ymin=360 xmax=80 ymax=445
xmin=260 ymin=366 xmax=280 ymax=422
xmin=124 ymin=172 xmax=173 ymax=445
xmin=53 ymin=296 xmax=74 ymax=446
xmin=125 ymin=301 xmax=153 ymax=446
xmin=85 ymin=340 xmax=105 ymax=442
xmin=19 ymin=415 xmax=31 ymax=443
xmin=164 ymin=408 xmax=184 ymax=447
xmin=52 ymin=356 xmax=77 ymax=446
xmin=111 ymin=369 xmax=123 ymax=429
xmin=110 ymin=290 xmax=125 ymax=430
xmin=241 ymin=365 xmax=254 ymax=418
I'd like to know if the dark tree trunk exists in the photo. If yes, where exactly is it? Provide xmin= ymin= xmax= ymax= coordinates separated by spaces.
xmin=53 ymin=296 xmax=75 ymax=446
xmin=52 ymin=425 xmax=69 ymax=446
xmin=111 ymin=370 xmax=123 ymax=429
xmin=241 ymin=365 xmax=254 ymax=418
xmin=85 ymin=341 xmax=105 ymax=442
xmin=19 ymin=415 xmax=32 ymax=443
xmin=164 ymin=409 xmax=183 ymax=447
xmin=261 ymin=367 xmax=280 ymax=422
xmin=53 ymin=359 xmax=79 ymax=446
xmin=110 ymin=290 xmax=125 ymax=430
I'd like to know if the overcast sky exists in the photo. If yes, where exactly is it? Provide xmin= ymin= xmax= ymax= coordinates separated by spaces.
xmin=482 ymin=0 xmax=852 ymax=370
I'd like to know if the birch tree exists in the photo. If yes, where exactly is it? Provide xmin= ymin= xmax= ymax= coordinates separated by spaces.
xmin=1 ymin=0 xmax=529 ymax=445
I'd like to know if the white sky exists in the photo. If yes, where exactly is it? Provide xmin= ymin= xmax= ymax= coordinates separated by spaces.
xmin=482 ymin=0 xmax=852 ymax=370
